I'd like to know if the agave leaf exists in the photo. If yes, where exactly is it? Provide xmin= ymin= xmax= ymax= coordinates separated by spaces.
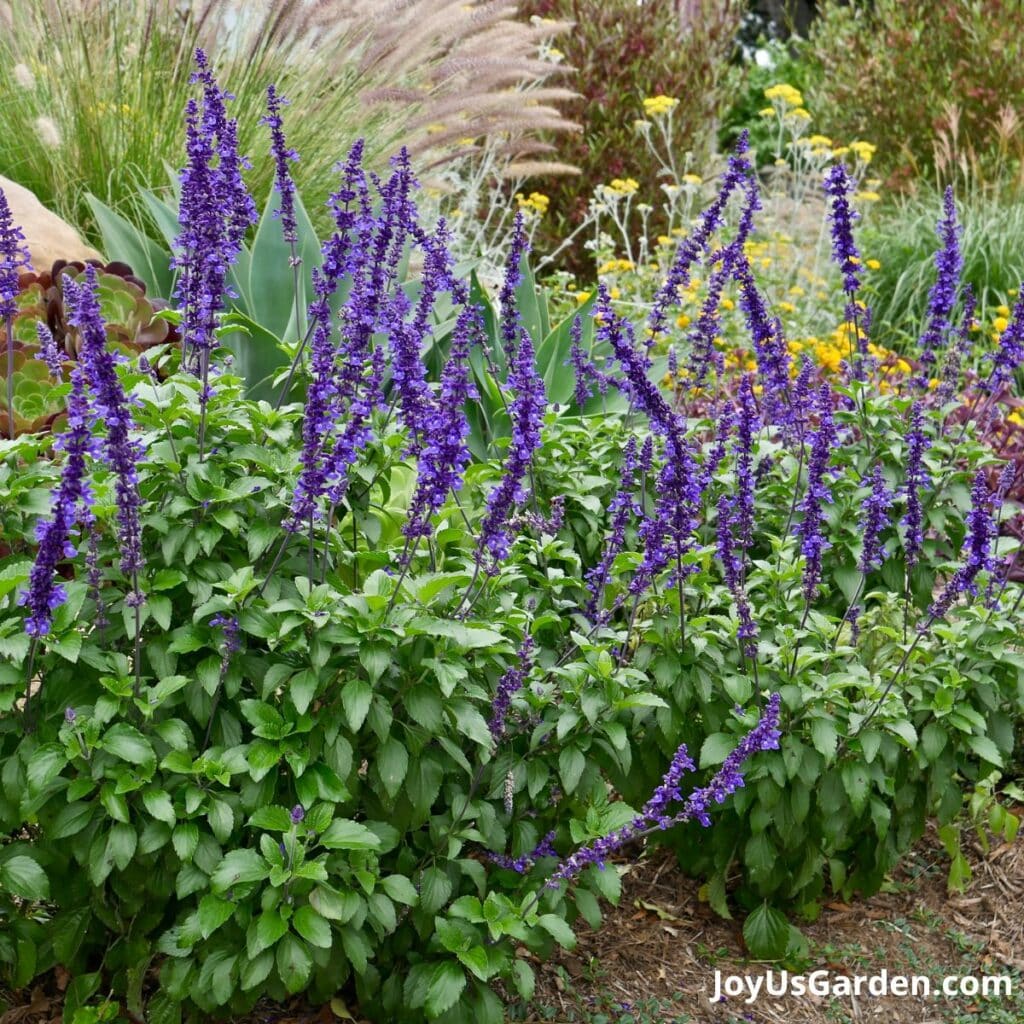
xmin=85 ymin=195 xmax=175 ymax=300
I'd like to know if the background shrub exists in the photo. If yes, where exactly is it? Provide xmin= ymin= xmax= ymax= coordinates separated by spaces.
xmin=805 ymin=0 xmax=1024 ymax=193
xmin=513 ymin=0 xmax=743 ymax=276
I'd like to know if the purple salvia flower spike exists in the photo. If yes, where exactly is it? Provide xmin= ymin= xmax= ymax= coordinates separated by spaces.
xmin=916 ymin=185 xmax=963 ymax=383
xmin=545 ymin=693 xmax=781 ymax=886
xmin=499 ymin=211 xmax=530 ymax=363
xmin=262 ymin=84 xmax=299 ymax=250
xmin=647 ymin=131 xmax=753 ymax=345
xmin=794 ymin=384 xmax=837 ymax=605
xmin=859 ymin=464 xmax=894 ymax=575
xmin=34 ymin=322 xmax=64 ymax=381
xmin=982 ymin=285 xmax=1024 ymax=397
xmin=65 ymin=269 xmax=146 ymax=607
xmin=488 ymin=634 xmax=534 ymax=742
xmin=901 ymin=400 xmax=931 ymax=570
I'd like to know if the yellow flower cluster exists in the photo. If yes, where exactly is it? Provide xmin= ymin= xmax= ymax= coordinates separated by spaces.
xmin=642 ymin=95 xmax=679 ymax=117
xmin=764 ymin=83 xmax=804 ymax=107
xmin=604 ymin=178 xmax=640 ymax=196
xmin=848 ymin=140 xmax=877 ymax=164
xmin=515 ymin=191 xmax=550 ymax=216
xmin=596 ymin=258 xmax=635 ymax=275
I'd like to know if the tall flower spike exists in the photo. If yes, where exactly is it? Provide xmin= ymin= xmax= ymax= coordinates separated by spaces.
xmin=65 ymin=269 xmax=146 ymax=607
xmin=981 ymin=286 xmax=1024 ymax=396
xmin=647 ymin=131 xmax=753 ymax=344
xmin=901 ymin=400 xmax=931 ymax=570
xmin=823 ymin=163 xmax=862 ymax=300
xmin=545 ymin=693 xmax=781 ymax=885
xmin=733 ymin=374 xmax=759 ymax=555
xmin=499 ymin=211 xmax=530 ymax=363
xmin=476 ymin=324 xmax=546 ymax=570
xmin=794 ymin=384 xmax=837 ymax=605
xmin=262 ymin=84 xmax=299 ymax=249
xmin=488 ymin=634 xmax=534 ymax=742
xmin=927 ymin=469 xmax=996 ymax=621
xmin=859 ymin=463 xmax=894 ymax=575
xmin=567 ymin=314 xmax=607 ymax=410
xmin=916 ymin=186 xmax=962 ymax=382
xmin=402 ymin=301 xmax=478 ymax=549
xmin=716 ymin=494 xmax=758 ymax=657
xmin=0 ymin=186 xmax=31 ymax=318
xmin=19 ymin=356 xmax=99 ymax=636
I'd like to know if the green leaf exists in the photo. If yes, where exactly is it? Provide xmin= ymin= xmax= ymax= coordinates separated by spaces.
xmin=0 ymin=855 xmax=49 ymax=900
xmin=172 ymin=824 xmax=199 ymax=862
xmin=85 ymin=194 xmax=174 ymax=299
xmin=537 ymin=914 xmax=576 ymax=950
xmin=319 ymin=819 xmax=381 ymax=850
xmin=26 ymin=744 xmax=67 ymax=793
xmin=809 ymin=719 xmax=838 ymax=761
xmin=143 ymin=789 xmax=177 ymax=826
xmin=210 ymin=849 xmax=269 ymax=892
xmin=107 ymin=822 xmax=138 ymax=870
xmin=102 ymin=724 xmax=155 ymax=765
xmin=425 ymin=960 xmax=466 ymax=1019
xmin=341 ymin=679 xmax=373 ymax=732
xmin=381 ymin=875 xmax=418 ymax=906
xmin=276 ymin=934 xmax=313 ymax=995
xmin=377 ymin=737 xmax=409 ymax=798
xmin=699 ymin=732 xmax=735 ymax=768
xmin=292 ymin=906 xmax=333 ymax=949
xmin=558 ymin=746 xmax=586 ymax=795
xmin=248 ymin=805 xmax=294 ymax=832
xmin=966 ymin=734 xmax=1004 ymax=767
xmin=742 ymin=903 xmax=790 ymax=960
xmin=251 ymin=910 xmax=289 ymax=956
xmin=197 ymin=894 xmax=235 ymax=938
xmin=49 ymin=801 xmax=93 ymax=839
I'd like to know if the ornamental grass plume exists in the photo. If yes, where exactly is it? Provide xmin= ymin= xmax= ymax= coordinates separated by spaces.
xmin=545 ymin=692 xmax=782 ymax=885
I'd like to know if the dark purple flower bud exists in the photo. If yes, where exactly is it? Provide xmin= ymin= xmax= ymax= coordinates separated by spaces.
xmin=290 ymin=804 xmax=305 ymax=825
xmin=34 ymin=322 xmax=64 ymax=381
xmin=981 ymin=286 xmax=1024 ymax=395
xmin=936 ymin=285 xmax=976 ymax=403
xmin=65 ymin=706 xmax=77 ymax=724
xmin=567 ymin=314 xmax=607 ymax=409
xmin=717 ymin=494 xmax=758 ymax=658
xmin=499 ymin=211 xmax=530 ymax=361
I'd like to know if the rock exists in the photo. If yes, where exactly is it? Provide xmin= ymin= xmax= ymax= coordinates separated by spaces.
xmin=0 ymin=175 xmax=102 ymax=272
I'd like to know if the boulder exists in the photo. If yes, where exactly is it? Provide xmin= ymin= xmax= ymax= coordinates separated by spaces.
xmin=0 ymin=175 xmax=102 ymax=272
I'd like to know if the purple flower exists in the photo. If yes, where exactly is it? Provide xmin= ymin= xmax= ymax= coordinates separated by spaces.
xmin=546 ymin=693 xmax=781 ymax=885
xmin=486 ymin=830 xmax=556 ymax=873
xmin=499 ymin=211 xmax=530 ymax=362
xmin=982 ymin=287 xmax=1024 ymax=395
xmin=173 ymin=51 xmax=257 ymax=376
xmin=34 ymin=322 xmax=64 ymax=381
xmin=488 ymin=634 xmax=534 ymax=741
xmin=1 ymin=186 xmax=31 ymax=318
xmin=717 ymin=494 xmax=758 ymax=657
xmin=403 ymin=301 xmax=478 ymax=546
xmin=65 ymin=269 xmax=145 ymax=605
xmin=586 ymin=437 xmax=642 ymax=618
xmin=64 ymin=706 xmax=77 ymax=724
xmin=567 ymin=314 xmax=607 ymax=410
xmin=794 ymin=384 xmax=838 ymax=604
xmin=290 ymin=804 xmax=305 ymax=825
xmin=476 ymin=324 xmax=546 ymax=570
xmin=823 ymin=164 xmax=862 ymax=299
xmin=19 ymin=355 xmax=100 ymax=635
xmin=927 ymin=469 xmax=996 ymax=619
xmin=901 ymin=400 xmax=931 ymax=570
xmin=859 ymin=464 xmax=894 ymax=575
xmin=646 ymin=132 xmax=753 ymax=344
xmin=733 ymin=375 xmax=759 ymax=554
xmin=937 ymin=285 xmax=976 ymax=403
xmin=917 ymin=186 xmax=962 ymax=379
xmin=262 ymin=84 xmax=299 ymax=249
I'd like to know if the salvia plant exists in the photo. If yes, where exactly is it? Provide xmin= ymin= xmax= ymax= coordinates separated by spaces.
xmin=0 ymin=52 xmax=1021 ymax=1023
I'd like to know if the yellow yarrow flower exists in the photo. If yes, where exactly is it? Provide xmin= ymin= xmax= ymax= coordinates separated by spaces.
xmin=865 ymin=258 xmax=881 ymax=270
xmin=643 ymin=95 xmax=679 ymax=117
xmin=764 ymin=83 xmax=804 ymax=107
xmin=854 ymin=191 xmax=881 ymax=203
xmin=606 ymin=178 xmax=640 ymax=196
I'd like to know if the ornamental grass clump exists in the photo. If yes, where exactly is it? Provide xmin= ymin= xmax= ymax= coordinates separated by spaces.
xmin=0 ymin=53 xmax=1022 ymax=1024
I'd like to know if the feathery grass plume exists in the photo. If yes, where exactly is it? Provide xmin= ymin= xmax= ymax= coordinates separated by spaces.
xmin=0 ymin=1 xmax=577 ymax=236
